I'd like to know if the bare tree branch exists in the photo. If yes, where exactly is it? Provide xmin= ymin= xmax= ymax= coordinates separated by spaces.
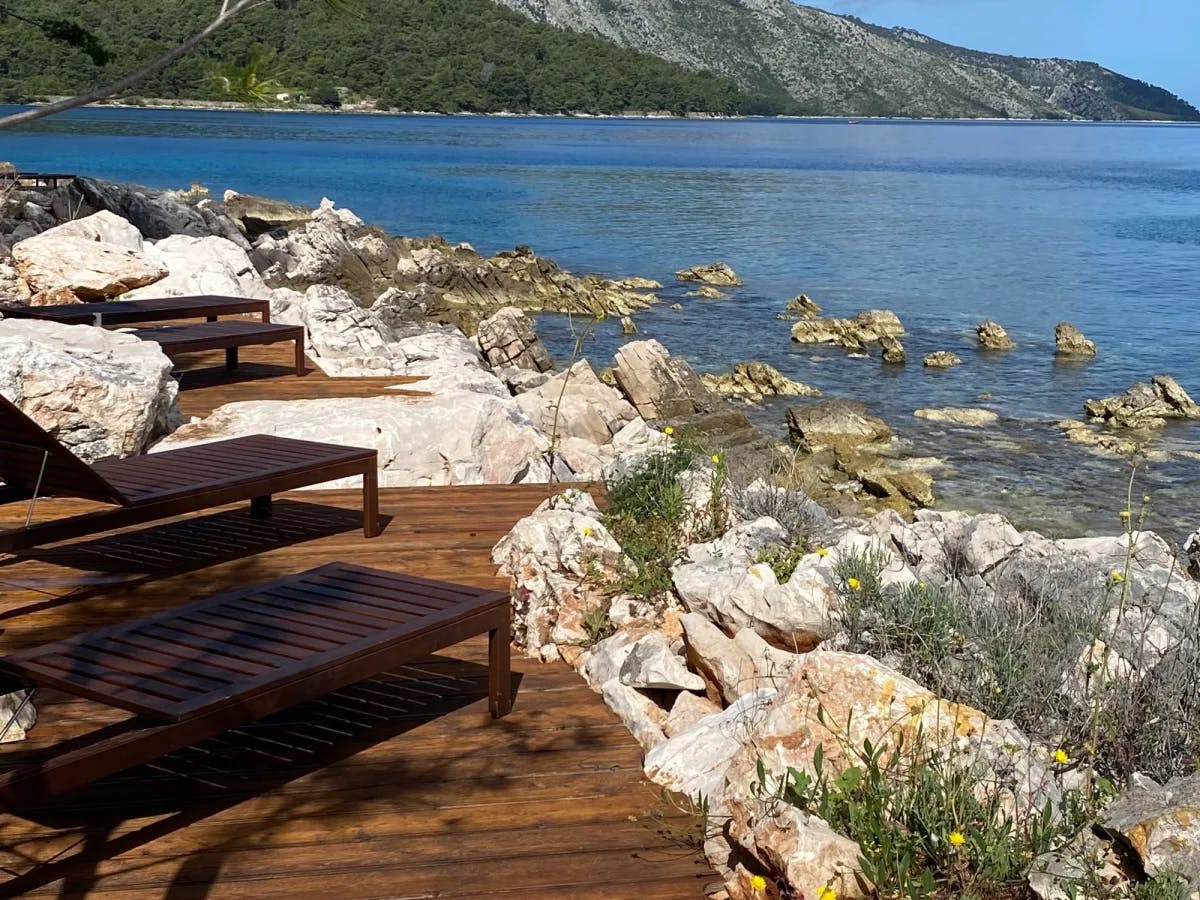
xmin=0 ymin=0 xmax=272 ymax=130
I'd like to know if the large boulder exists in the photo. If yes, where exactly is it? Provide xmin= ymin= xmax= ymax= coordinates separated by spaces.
xmin=74 ymin=177 xmax=210 ymax=240
xmin=790 ymin=310 xmax=904 ymax=350
xmin=700 ymin=361 xmax=821 ymax=404
xmin=676 ymin=262 xmax=742 ymax=286
xmin=672 ymin=548 xmax=836 ymax=652
xmin=786 ymin=399 xmax=892 ymax=454
xmin=1085 ymin=376 xmax=1200 ymax=429
xmin=127 ymin=234 xmax=268 ymax=300
xmin=492 ymin=490 xmax=632 ymax=659
xmin=0 ymin=319 xmax=180 ymax=462
xmin=476 ymin=306 xmax=554 ymax=372
xmin=154 ymin=392 xmax=552 ymax=488
xmin=516 ymin=360 xmax=638 ymax=448
xmin=613 ymin=339 xmax=710 ymax=419
xmin=12 ymin=211 xmax=168 ymax=302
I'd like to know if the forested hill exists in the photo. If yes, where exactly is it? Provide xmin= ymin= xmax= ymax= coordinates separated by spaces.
xmin=0 ymin=0 xmax=766 ymax=116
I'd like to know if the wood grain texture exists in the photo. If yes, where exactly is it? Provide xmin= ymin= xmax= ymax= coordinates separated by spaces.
xmin=0 ymin=485 xmax=713 ymax=898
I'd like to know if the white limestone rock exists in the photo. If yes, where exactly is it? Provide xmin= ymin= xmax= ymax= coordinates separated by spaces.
xmin=0 ymin=319 xmax=180 ymax=462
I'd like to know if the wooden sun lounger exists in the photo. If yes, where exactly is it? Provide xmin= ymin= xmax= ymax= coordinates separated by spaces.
xmin=0 ymin=394 xmax=379 ymax=553
xmin=0 ymin=562 xmax=512 ymax=807
xmin=129 ymin=320 xmax=308 ymax=375
xmin=0 ymin=294 xmax=271 ymax=327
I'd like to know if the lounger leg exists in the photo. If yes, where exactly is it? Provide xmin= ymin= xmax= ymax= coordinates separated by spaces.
xmin=225 ymin=347 xmax=239 ymax=371
xmin=295 ymin=337 xmax=307 ymax=376
xmin=207 ymin=315 xmax=218 ymax=322
xmin=488 ymin=617 xmax=512 ymax=718
xmin=362 ymin=466 xmax=381 ymax=537
xmin=250 ymin=495 xmax=273 ymax=519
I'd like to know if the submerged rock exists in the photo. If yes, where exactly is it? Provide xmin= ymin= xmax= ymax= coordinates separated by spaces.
xmin=700 ymin=361 xmax=820 ymax=404
xmin=790 ymin=309 xmax=904 ymax=350
xmin=915 ymin=407 xmax=999 ymax=427
xmin=619 ymin=315 xmax=638 ymax=334
xmin=1084 ymin=375 xmax=1200 ymax=429
xmin=1059 ymin=420 xmax=1145 ymax=458
xmin=675 ymin=261 xmax=742 ymax=286
xmin=923 ymin=350 xmax=962 ymax=369
xmin=977 ymin=319 xmax=1016 ymax=350
xmin=687 ymin=285 xmax=726 ymax=299
xmin=1055 ymin=321 xmax=1097 ymax=356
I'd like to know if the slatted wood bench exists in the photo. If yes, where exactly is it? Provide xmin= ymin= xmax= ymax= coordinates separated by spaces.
xmin=129 ymin=320 xmax=307 ymax=376
xmin=0 ymin=294 xmax=271 ymax=327
xmin=0 ymin=395 xmax=380 ymax=553
xmin=0 ymin=563 xmax=513 ymax=808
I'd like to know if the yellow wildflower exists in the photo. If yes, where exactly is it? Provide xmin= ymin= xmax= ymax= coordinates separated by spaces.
xmin=663 ymin=426 xmax=674 ymax=436
xmin=750 ymin=875 xmax=767 ymax=892
xmin=1143 ymin=494 xmax=1151 ymax=504
xmin=582 ymin=527 xmax=595 ymax=538
xmin=846 ymin=577 xmax=861 ymax=591
xmin=817 ymin=886 xmax=837 ymax=900
xmin=949 ymin=831 xmax=966 ymax=847
xmin=1120 ymin=510 xmax=1131 ymax=521
xmin=917 ymin=581 xmax=927 ymax=590
xmin=1054 ymin=748 xmax=1070 ymax=765
xmin=816 ymin=547 xmax=829 ymax=558
xmin=711 ymin=454 xmax=721 ymax=465
xmin=1110 ymin=570 xmax=1125 ymax=583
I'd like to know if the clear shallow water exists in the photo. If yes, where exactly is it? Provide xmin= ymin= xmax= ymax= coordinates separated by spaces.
xmin=4 ymin=108 xmax=1199 ymax=538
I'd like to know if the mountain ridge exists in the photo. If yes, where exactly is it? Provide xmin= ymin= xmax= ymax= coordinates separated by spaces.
xmin=493 ymin=0 xmax=1200 ymax=121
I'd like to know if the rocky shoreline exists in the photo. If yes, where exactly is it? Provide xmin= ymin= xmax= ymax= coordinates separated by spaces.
xmin=4 ymin=169 xmax=1200 ymax=898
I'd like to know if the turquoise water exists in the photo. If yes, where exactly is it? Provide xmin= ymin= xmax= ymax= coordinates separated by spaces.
xmin=4 ymin=108 xmax=1199 ymax=537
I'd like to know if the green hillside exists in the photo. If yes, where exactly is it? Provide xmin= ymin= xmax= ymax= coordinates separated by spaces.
xmin=0 ymin=0 xmax=772 ymax=116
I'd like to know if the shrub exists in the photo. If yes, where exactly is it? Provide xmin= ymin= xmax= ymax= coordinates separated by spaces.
xmin=602 ymin=434 xmax=725 ymax=599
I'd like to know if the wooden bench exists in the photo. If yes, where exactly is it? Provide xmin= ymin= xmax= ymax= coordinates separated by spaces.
xmin=0 ymin=394 xmax=380 ymax=553
xmin=129 ymin=321 xmax=307 ymax=375
xmin=0 ymin=294 xmax=271 ymax=327
xmin=0 ymin=563 xmax=512 ymax=807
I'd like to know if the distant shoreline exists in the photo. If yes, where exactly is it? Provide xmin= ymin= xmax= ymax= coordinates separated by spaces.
xmin=15 ymin=98 xmax=1199 ymax=126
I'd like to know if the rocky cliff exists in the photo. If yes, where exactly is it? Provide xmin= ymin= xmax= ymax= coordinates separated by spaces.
xmin=495 ymin=0 xmax=1199 ymax=120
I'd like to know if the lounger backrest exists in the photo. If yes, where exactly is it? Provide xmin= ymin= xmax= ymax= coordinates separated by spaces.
xmin=0 ymin=394 xmax=128 ymax=505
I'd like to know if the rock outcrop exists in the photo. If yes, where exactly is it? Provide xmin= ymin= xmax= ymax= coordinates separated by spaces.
xmin=1055 ymin=321 xmax=1097 ymax=356
xmin=700 ymin=361 xmax=820 ymax=404
xmin=923 ymin=350 xmax=962 ymax=369
xmin=0 ymin=319 xmax=180 ymax=462
xmin=675 ymin=261 xmax=742 ymax=286
xmin=1102 ymin=772 xmax=1200 ymax=887
xmin=976 ymin=319 xmax=1016 ymax=350
xmin=786 ymin=399 xmax=891 ymax=454
xmin=1084 ymin=376 xmax=1200 ymax=429
xmin=790 ymin=309 xmax=904 ymax=350
xmin=154 ymin=392 xmax=554 ymax=487
xmin=475 ymin=306 xmax=555 ymax=372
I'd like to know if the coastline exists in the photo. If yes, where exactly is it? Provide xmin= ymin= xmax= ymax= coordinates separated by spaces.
xmin=15 ymin=98 xmax=1199 ymax=126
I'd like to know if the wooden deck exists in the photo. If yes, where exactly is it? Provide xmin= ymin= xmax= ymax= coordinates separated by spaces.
xmin=0 ymin=488 xmax=713 ymax=898
xmin=0 ymin=342 xmax=715 ymax=898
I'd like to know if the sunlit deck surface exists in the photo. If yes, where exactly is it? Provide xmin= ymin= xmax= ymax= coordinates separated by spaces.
xmin=0 ymin=342 xmax=714 ymax=898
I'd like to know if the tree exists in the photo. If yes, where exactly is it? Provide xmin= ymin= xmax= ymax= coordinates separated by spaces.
xmin=0 ymin=0 xmax=348 ymax=129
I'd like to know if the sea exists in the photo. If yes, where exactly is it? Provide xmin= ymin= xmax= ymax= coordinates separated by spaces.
xmin=4 ymin=108 xmax=1199 ymax=540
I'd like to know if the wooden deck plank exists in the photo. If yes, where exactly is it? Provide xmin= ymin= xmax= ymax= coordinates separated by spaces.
xmin=0 ymin=483 xmax=709 ymax=898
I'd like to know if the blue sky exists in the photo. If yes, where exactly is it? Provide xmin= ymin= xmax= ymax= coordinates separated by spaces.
xmin=811 ymin=1 xmax=1200 ymax=106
